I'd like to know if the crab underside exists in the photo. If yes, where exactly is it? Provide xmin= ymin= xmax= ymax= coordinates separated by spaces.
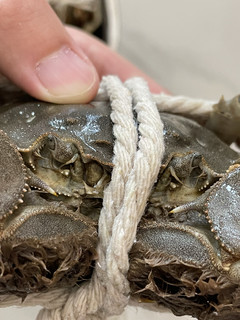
xmin=0 ymin=85 xmax=240 ymax=320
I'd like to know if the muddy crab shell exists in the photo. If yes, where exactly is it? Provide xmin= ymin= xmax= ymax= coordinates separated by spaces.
xmin=0 ymin=130 xmax=27 ymax=218
xmin=161 ymin=113 xmax=239 ymax=173
xmin=1 ymin=205 xmax=96 ymax=241
xmin=205 ymin=165 xmax=240 ymax=256
xmin=136 ymin=222 xmax=222 ymax=270
xmin=0 ymin=101 xmax=238 ymax=171
xmin=0 ymin=101 xmax=114 ymax=166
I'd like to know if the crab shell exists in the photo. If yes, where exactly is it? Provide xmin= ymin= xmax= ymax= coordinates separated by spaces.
xmin=0 ymin=101 xmax=238 ymax=169
xmin=0 ymin=130 xmax=28 ymax=218
xmin=0 ymin=99 xmax=238 ymax=224
xmin=0 ymin=100 xmax=237 ymax=218
xmin=0 ymin=101 xmax=114 ymax=166
xmin=205 ymin=165 xmax=240 ymax=257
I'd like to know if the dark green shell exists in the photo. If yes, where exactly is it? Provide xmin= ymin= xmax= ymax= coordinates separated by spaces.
xmin=0 ymin=101 xmax=238 ymax=171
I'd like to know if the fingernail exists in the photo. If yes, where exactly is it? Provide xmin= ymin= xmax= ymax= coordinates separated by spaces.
xmin=35 ymin=46 xmax=97 ymax=102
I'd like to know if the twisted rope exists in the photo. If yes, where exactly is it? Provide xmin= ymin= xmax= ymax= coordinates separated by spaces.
xmin=153 ymin=93 xmax=214 ymax=123
xmin=36 ymin=76 xmax=164 ymax=320
xmin=0 ymin=76 xmax=217 ymax=319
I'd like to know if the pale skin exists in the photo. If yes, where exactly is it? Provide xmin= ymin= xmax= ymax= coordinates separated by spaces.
xmin=0 ymin=0 xmax=167 ymax=104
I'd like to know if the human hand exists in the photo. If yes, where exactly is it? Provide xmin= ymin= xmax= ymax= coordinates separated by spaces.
xmin=0 ymin=0 xmax=166 ymax=104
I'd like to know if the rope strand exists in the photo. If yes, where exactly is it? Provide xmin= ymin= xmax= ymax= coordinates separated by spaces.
xmin=153 ymin=93 xmax=215 ymax=122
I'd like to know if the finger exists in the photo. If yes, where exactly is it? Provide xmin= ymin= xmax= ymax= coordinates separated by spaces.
xmin=0 ymin=0 xmax=99 ymax=103
xmin=66 ymin=26 xmax=168 ymax=93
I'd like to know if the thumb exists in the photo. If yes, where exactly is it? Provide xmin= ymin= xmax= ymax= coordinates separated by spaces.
xmin=0 ymin=0 xmax=99 ymax=103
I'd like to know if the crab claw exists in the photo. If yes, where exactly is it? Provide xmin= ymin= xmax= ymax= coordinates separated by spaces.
xmin=206 ymin=95 xmax=240 ymax=145
xmin=27 ymin=168 xmax=57 ymax=196
xmin=169 ymin=188 xmax=210 ymax=214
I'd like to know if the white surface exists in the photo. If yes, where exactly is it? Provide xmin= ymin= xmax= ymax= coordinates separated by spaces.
xmin=0 ymin=305 xmax=193 ymax=320
xmin=1 ymin=1 xmax=239 ymax=319
xmin=119 ymin=0 xmax=240 ymax=100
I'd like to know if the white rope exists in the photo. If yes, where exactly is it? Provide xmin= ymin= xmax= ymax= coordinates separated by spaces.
xmin=153 ymin=93 xmax=215 ymax=123
xmin=35 ymin=76 xmax=164 ymax=320
xmin=0 ymin=76 xmax=218 ymax=319
xmin=94 ymin=89 xmax=216 ymax=124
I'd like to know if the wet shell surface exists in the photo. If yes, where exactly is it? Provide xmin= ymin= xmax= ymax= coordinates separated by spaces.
xmin=206 ymin=165 xmax=240 ymax=256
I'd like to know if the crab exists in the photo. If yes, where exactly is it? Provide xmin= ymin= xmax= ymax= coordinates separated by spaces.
xmin=128 ymin=97 xmax=240 ymax=320
xmin=0 ymin=85 xmax=240 ymax=319
xmin=149 ymin=111 xmax=239 ymax=209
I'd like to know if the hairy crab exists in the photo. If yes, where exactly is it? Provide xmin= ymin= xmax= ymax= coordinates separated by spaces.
xmin=0 ymin=84 xmax=240 ymax=320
